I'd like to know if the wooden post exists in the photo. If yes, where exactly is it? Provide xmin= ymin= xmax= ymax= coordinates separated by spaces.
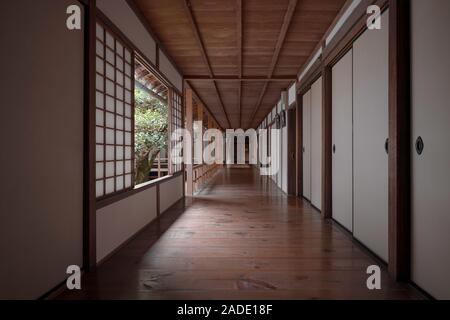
xmin=85 ymin=0 xmax=97 ymax=271
xmin=388 ymin=0 xmax=411 ymax=281
xmin=296 ymin=92 xmax=303 ymax=197
xmin=321 ymin=66 xmax=332 ymax=219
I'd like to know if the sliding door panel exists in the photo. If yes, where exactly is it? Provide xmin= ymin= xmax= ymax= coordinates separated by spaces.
xmin=311 ymin=77 xmax=323 ymax=210
xmin=353 ymin=11 xmax=389 ymax=261
xmin=331 ymin=50 xmax=353 ymax=232
xmin=411 ymin=0 xmax=450 ymax=299
xmin=302 ymin=90 xmax=311 ymax=200
xmin=0 ymin=0 xmax=84 ymax=299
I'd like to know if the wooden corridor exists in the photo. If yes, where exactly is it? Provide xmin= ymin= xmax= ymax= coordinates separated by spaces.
xmin=58 ymin=167 xmax=423 ymax=300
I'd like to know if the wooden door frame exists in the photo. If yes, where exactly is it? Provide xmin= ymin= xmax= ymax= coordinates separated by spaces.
xmin=296 ymin=93 xmax=303 ymax=197
xmin=387 ymin=0 xmax=411 ymax=281
xmin=84 ymin=0 xmax=97 ymax=271
xmin=287 ymin=106 xmax=296 ymax=195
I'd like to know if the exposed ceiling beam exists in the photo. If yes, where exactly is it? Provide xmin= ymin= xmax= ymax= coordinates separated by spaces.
xmin=184 ymin=75 xmax=296 ymax=82
xmin=237 ymin=0 xmax=243 ymax=127
xmin=248 ymin=0 xmax=298 ymax=128
xmin=182 ymin=0 xmax=231 ymax=128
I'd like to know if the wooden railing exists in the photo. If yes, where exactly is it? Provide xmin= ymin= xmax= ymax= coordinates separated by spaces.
xmin=150 ymin=154 xmax=168 ymax=179
xmin=193 ymin=163 xmax=221 ymax=193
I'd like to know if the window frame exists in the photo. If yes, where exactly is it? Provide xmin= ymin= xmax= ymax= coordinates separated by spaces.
xmin=94 ymin=13 xmax=185 ymax=208
xmin=169 ymin=90 xmax=184 ymax=174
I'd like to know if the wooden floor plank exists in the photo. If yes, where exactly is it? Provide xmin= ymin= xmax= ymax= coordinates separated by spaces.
xmin=58 ymin=167 xmax=423 ymax=300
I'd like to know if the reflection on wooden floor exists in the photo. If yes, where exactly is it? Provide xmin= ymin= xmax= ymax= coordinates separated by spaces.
xmin=58 ymin=167 xmax=424 ymax=300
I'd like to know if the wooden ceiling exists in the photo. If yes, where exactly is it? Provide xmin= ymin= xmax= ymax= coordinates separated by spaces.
xmin=132 ymin=0 xmax=347 ymax=129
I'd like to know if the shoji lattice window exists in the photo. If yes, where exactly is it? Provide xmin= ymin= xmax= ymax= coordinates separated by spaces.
xmin=95 ymin=21 xmax=134 ymax=198
xmin=171 ymin=91 xmax=183 ymax=173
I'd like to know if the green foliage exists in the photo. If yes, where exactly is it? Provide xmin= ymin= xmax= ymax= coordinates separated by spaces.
xmin=134 ymin=87 xmax=168 ymax=184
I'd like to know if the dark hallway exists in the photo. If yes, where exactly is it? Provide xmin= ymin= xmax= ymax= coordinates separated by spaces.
xmin=59 ymin=167 xmax=422 ymax=300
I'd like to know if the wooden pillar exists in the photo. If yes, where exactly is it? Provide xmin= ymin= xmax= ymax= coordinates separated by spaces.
xmin=296 ymin=92 xmax=303 ymax=197
xmin=388 ymin=0 xmax=411 ymax=281
xmin=85 ymin=0 xmax=97 ymax=271
xmin=321 ymin=67 xmax=332 ymax=219
xmin=167 ymin=89 xmax=173 ymax=175
xmin=185 ymin=88 xmax=194 ymax=196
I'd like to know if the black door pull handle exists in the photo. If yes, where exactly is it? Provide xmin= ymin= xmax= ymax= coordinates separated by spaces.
xmin=415 ymin=136 xmax=424 ymax=155
xmin=385 ymin=138 xmax=389 ymax=154
xmin=332 ymin=144 xmax=336 ymax=154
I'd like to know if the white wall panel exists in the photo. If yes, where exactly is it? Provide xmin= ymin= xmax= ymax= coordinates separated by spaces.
xmin=411 ymin=0 xmax=450 ymax=299
xmin=97 ymin=0 xmax=156 ymax=64
xmin=325 ymin=0 xmax=362 ymax=45
xmin=331 ymin=50 xmax=353 ymax=232
xmin=288 ymin=84 xmax=296 ymax=107
xmin=159 ymin=49 xmax=183 ymax=92
xmin=0 ymin=0 xmax=84 ymax=299
xmin=302 ymin=90 xmax=311 ymax=200
xmin=352 ymin=11 xmax=389 ymax=261
xmin=159 ymin=175 xmax=184 ymax=212
xmin=97 ymin=187 xmax=157 ymax=262
xmin=310 ymin=77 xmax=323 ymax=210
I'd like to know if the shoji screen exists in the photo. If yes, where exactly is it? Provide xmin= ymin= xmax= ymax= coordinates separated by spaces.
xmin=95 ymin=21 xmax=134 ymax=198
xmin=331 ymin=50 xmax=353 ymax=232
xmin=411 ymin=0 xmax=450 ymax=299
xmin=352 ymin=11 xmax=389 ymax=261
xmin=302 ymin=90 xmax=311 ymax=200
xmin=310 ymin=77 xmax=322 ymax=210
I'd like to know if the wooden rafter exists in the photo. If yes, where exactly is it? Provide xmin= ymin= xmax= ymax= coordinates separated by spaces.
xmin=248 ymin=0 xmax=298 ymax=128
xmin=183 ymin=75 xmax=296 ymax=82
xmin=182 ymin=0 xmax=231 ymax=128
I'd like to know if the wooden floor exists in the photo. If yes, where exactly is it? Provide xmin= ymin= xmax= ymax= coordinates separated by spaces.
xmin=58 ymin=167 xmax=423 ymax=300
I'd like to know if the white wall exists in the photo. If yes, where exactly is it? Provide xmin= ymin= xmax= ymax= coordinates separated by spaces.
xmin=97 ymin=0 xmax=183 ymax=92
xmin=325 ymin=0 xmax=362 ymax=45
xmin=288 ymin=84 xmax=296 ymax=107
xmin=0 ymin=0 xmax=84 ymax=299
xmin=160 ymin=175 xmax=184 ymax=212
xmin=97 ymin=187 xmax=157 ymax=262
xmin=159 ymin=49 xmax=183 ymax=92
xmin=97 ymin=0 xmax=156 ymax=63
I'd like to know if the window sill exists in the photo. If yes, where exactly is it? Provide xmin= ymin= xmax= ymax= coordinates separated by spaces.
xmin=96 ymin=171 xmax=183 ymax=210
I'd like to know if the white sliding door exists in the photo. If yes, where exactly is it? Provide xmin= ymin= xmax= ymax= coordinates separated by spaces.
xmin=411 ymin=0 xmax=450 ymax=299
xmin=331 ymin=49 xmax=353 ymax=232
xmin=310 ymin=77 xmax=322 ymax=210
xmin=302 ymin=90 xmax=311 ymax=200
xmin=352 ymin=11 xmax=389 ymax=261
xmin=0 ymin=0 xmax=84 ymax=299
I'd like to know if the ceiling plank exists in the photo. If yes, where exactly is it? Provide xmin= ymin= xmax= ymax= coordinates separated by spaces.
xmin=182 ymin=0 xmax=231 ymax=128
xmin=248 ymin=0 xmax=299 ymax=128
